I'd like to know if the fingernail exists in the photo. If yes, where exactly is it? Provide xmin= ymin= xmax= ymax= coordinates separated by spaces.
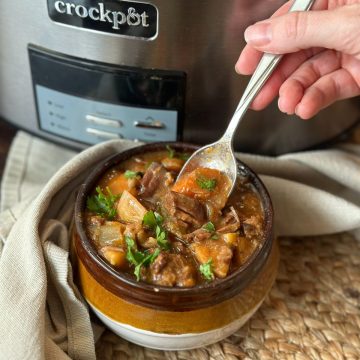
xmin=278 ymin=97 xmax=285 ymax=113
xmin=244 ymin=23 xmax=272 ymax=46
xmin=295 ymin=104 xmax=304 ymax=118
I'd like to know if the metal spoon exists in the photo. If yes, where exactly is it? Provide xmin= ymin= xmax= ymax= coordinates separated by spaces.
xmin=176 ymin=0 xmax=315 ymax=196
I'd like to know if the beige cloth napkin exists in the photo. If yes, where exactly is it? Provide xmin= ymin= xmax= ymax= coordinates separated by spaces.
xmin=0 ymin=131 xmax=359 ymax=360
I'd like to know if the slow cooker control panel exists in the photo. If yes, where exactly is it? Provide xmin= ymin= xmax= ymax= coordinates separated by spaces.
xmin=29 ymin=46 xmax=185 ymax=145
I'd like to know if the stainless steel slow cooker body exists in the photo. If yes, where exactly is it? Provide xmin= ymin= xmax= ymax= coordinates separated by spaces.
xmin=0 ymin=0 xmax=359 ymax=155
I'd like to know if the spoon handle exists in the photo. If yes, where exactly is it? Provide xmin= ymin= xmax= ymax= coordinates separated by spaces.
xmin=221 ymin=0 xmax=315 ymax=143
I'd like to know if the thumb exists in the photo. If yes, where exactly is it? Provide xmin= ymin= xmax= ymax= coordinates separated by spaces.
xmin=244 ymin=5 xmax=360 ymax=56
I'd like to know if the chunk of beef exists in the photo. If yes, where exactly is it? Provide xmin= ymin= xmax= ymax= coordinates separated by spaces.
xmin=217 ymin=206 xmax=240 ymax=233
xmin=184 ymin=228 xmax=213 ymax=243
xmin=172 ymin=167 xmax=231 ymax=221
xmin=190 ymin=240 xmax=233 ymax=278
xmin=242 ymin=215 xmax=263 ymax=240
xmin=139 ymin=162 xmax=169 ymax=199
xmin=162 ymin=191 xmax=206 ymax=230
xmin=147 ymin=253 xmax=196 ymax=287
xmin=172 ymin=241 xmax=187 ymax=254
xmin=123 ymin=223 xmax=158 ymax=249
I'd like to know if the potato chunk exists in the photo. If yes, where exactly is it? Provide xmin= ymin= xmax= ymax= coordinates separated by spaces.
xmin=190 ymin=240 xmax=233 ymax=278
xmin=221 ymin=233 xmax=239 ymax=248
xmin=99 ymin=222 xmax=125 ymax=246
xmin=87 ymin=220 xmax=125 ymax=247
xmin=100 ymin=246 xmax=127 ymax=268
xmin=117 ymin=190 xmax=147 ymax=223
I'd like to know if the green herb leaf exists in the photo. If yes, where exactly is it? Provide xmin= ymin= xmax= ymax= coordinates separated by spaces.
xmin=125 ymin=235 xmax=144 ymax=265
xmin=156 ymin=225 xmax=170 ymax=250
xmin=196 ymin=176 xmax=217 ymax=191
xmin=154 ymin=212 xmax=164 ymax=225
xmin=125 ymin=235 xmax=136 ymax=249
xmin=202 ymin=222 xmax=218 ymax=239
xmin=143 ymin=210 xmax=164 ymax=228
xmin=134 ymin=248 xmax=160 ymax=281
xmin=86 ymin=186 xmax=120 ymax=219
xmin=177 ymin=153 xmax=191 ymax=161
xmin=133 ymin=264 xmax=142 ymax=281
xmin=203 ymin=222 xmax=216 ymax=233
xmin=166 ymin=145 xmax=191 ymax=161
xmin=143 ymin=248 xmax=161 ymax=267
xmin=143 ymin=211 xmax=158 ymax=229
xmin=124 ymin=170 xmax=143 ymax=179
xmin=143 ymin=211 xmax=170 ymax=250
xmin=199 ymin=259 xmax=215 ymax=281
xmin=166 ymin=145 xmax=175 ymax=159
xmin=125 ymin=235 xmax=161 ymax=281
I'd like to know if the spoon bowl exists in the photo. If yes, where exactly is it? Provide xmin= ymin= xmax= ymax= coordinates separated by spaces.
xmin=177 ymin=140 xmax=238 ymax=195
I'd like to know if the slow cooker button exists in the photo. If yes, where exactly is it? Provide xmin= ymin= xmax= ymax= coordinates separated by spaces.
xmin=86 ymin=128 xmax=123 ymax=140
xmin=133 ymin=120 xmax=165 ymax=129
xmin=86 ymin=115 xmax=123 ymax=128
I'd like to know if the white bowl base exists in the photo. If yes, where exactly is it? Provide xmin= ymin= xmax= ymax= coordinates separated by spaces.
xmin=89 ymin=300 xmax=263 ymax=351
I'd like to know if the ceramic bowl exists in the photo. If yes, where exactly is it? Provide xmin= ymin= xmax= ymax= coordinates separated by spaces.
xmin=72 ymin=142 xmax=278 ymax=350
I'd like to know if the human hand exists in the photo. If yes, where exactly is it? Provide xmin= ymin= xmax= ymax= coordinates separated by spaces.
xmin=235 ymin=0 xmax=360 ymax=119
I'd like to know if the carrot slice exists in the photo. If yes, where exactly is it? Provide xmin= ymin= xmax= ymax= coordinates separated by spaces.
xmin=107 ymin=173 xmax=137 ymax=196
xmin=173 ymin=167 xmax=231 ymax=220
xmin=172 ymin=167 xmax=230 ymax=201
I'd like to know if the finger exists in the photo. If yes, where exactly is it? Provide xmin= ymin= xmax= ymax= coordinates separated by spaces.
xmin=236 ymin=0 xmax=294 ymax=75
xmin=249 ymin=48 xmax=322 ymax=110
xmin=278 ymin=49 xmax=341 ymax=114
xmin=244 ymin=4 xmax=360 ymax=56
xmin=236 ymin=46 xmax=262 ymax=75
xmin=295 ymin=69 xmax=360 ymax=119
xmin=235 ymin=0 xmax=328 ymax=75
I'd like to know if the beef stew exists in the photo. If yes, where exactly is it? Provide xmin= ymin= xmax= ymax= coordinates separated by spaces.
xmin=84 ymin=148 xmax=265 ymax=287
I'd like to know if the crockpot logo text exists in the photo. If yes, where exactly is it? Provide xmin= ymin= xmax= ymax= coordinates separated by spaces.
xmin=54 ymin=1 xmax=150 ymax=30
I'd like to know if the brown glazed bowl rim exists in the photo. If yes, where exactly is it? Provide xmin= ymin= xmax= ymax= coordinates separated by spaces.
xmin=74 ymin=142 xmax=274 ymax=311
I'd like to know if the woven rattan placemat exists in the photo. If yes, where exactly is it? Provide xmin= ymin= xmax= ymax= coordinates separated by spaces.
xmin=96 ymin=232 xmax=360 ymax=359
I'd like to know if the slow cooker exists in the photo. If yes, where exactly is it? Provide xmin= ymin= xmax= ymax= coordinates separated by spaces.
xmin=0 ymin=0 xmax=359 ymax=155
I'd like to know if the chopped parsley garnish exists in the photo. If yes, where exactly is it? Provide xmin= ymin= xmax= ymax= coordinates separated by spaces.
xmin=143 ymin=211 xmax=170 ymax=250
xmin=177 ymin=152 xmax=191 ymax=161
xmin=202 ymin=222 xmax=218 ymax=240
xmin=124 ymin=170 xmax=143 ymax=179
xmin=156 ymin=226 xmax=169 ymax=250
xmin=203 ymin=222 xmax=216 ymax=233
xmin=196 ymin=176 xmax=217 ymax=191
xmin=166 ymin=145 xmax=175 ymax=159
xmin=143 ymin=210 xmax=158 ymax=229
xmin=199 ymin=259 xmax=214 ymax=281
xmin=86 ymin=186 xmax=120 ymax=220
xmin=166 ymin=145 xmax=191 ymax=162
xmin=134 ymin=249 xmax=161 ymax=281
xmin=125 ymin=235 xmax=160 ymax=281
